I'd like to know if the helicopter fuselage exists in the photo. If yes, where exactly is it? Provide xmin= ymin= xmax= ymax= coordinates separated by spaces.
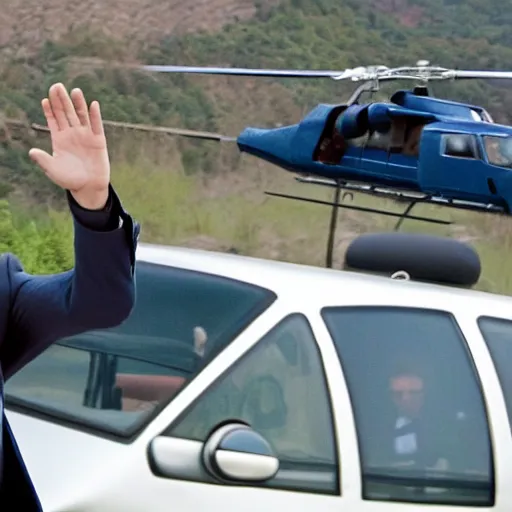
xmin=236 ymin=90 xmax=512 ymax=211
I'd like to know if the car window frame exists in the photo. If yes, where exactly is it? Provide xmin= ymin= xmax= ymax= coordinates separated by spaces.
xmin=4 ymin=261 xmax=277 ymax=444
xmin=159 ymin=312 xmax=341 ymax=496
xmin=477 ymin=315 xmax=512 ymax=434
xmin=320 ymin=304 xmax=496 ymax=507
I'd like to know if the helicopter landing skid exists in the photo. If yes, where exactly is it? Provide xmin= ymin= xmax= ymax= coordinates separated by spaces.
xmin=295 ymin=176 xmax=506 ymax=214
xmin=265 ymin=175 xmax=506 ymax=268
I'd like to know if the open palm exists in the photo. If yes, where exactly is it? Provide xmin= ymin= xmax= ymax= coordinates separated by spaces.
xmin=29 ymin=83 xmax=110 ymax=209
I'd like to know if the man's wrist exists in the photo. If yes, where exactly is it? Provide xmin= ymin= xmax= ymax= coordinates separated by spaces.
xmin=67 ymin=185 xmax=122 ymax=232
xmin=70 ymin=187 xmax=110 ymax=211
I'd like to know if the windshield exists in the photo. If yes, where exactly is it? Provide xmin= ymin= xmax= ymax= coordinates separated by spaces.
xmin=5 ymin=262 xmax=276 ymax=437
xmin=483 ymin=135 xmax=512 ymax=167
xmin=6 ymin=341 xmax=183 ymax=434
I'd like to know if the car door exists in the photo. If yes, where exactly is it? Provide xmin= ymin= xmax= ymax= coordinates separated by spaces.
xmin=118 ymin=311 xmax=344 ymax=512
xmin=319 ymin=305 xmax=496 ymax=512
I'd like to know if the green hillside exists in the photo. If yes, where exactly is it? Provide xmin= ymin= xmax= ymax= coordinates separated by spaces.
xmin=149 ymin=0 xmax=512 ymax=115
xmin=2 ymin=0 xmax=512 ymax=293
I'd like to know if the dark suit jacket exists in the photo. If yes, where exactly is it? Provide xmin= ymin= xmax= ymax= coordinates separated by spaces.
xmin=0 ymin=185 xmax=139 ymax=510
xmin=372 ymin=415 xmax=448 ymax=471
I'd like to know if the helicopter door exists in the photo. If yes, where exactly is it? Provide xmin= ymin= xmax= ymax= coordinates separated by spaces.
xmin=360 ymin=130 xmax=389 ymax=176
xmin=385 ymin=120 xmax=422 ymax=187
xmin=431 ymin=133 xmax=488 ymax=199
xmin=342 ymin=141 xmax=364 ymax=172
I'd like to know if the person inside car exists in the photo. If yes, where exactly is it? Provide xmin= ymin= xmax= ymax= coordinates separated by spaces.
xmin=386 ymin=361 xmax=449 ymax=471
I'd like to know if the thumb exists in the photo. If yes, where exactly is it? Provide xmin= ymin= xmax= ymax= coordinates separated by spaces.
xmin=29 ymin=148 xmax=54 ymax=175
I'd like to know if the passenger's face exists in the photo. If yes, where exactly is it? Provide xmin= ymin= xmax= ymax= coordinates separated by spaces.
xmin=390 ymin=374 xmax=424 ymax=418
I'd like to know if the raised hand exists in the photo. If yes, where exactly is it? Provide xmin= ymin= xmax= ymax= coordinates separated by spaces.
xmin=29 ymin=83 xmax=110 ymax=210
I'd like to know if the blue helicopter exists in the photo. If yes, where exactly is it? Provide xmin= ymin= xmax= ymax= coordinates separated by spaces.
xmin=59 ymin=59 xmax=512 ymax=266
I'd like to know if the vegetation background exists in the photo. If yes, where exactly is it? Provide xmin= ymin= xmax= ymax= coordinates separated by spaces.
xmin=1 ymin=0 xmax=512 ymax=293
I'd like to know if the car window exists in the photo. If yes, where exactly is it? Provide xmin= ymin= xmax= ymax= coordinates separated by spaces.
xmin=5 ymin=261 xmax=276 ymax=437
xmin=165 ymin=314 xmax=339 ymax=494
xmin=321 ymin=306 xmax=494 ymax=507
xmin=477 ymin=316 xmax=512 ymax=431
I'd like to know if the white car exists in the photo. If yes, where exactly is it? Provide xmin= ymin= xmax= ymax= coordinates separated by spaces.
xmin=4 ymin=234 xmax=512 ymax=511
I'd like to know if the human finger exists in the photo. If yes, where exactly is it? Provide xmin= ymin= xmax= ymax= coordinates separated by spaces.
xmin=48 ymin=84 xmax=72 ymax=130
xmin=50 ymin=82 xmax=81 ymax=128
xmin=56 ymin=83 xmax=82 ymax=127
xmin=41 ymin=98 xmax=60 ymax=134
xmin=89 ymin=100 xmax=105 ymax=137
xmin=71 ymin=88 xmax=91 ymax=127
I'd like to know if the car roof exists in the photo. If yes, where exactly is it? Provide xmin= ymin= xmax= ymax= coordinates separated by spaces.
xmin=136 ymin=243 xmax=512 ymax=318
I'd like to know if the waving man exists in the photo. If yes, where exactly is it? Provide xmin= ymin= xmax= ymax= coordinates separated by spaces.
xmin=0 ymin=83 xmax=139 ymax=509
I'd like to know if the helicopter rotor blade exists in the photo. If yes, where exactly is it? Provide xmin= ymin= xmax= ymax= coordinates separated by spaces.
xmin=140 ymin=64 xmax=383 ymax=81
xmin=70 ymin=57 xmax=512 ymax=87
xmin=101 ymin=59 xmax=512 ymax=85
xmin=449 ymin=70 xmax=512 ymax=80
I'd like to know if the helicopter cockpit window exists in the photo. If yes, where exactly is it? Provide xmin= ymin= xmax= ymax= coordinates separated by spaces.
xmin=470 ymin=110 xmax=483 ymax=122
xmin=322 ymin=306 xmax=494 ymax=507
xmin=442 ymin=134 xmax=480 ymax=159
xmin=483 ymin=136 xmax=512 ymax=168
xmin=472 ymin=109 xmax=494 ymax=123
xmin=481 ymin=110 xmax=494 ymax=123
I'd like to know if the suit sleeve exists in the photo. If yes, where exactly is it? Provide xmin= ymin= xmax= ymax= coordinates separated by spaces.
xmin=66 ymin=186 xmax=122 ymax=232
xmin=0 ymin=185 xmax=139 ymax=379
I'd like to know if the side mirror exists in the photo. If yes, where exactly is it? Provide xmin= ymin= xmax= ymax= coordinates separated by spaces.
xmin=202 ymin=423 xmax=279 ymax=483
